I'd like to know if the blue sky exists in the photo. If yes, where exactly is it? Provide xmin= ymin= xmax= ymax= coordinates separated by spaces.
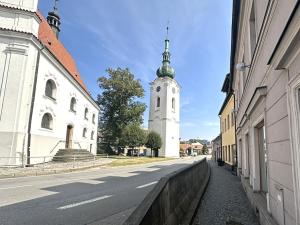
xmin=38 ymin=0 xmax=232 ymax=141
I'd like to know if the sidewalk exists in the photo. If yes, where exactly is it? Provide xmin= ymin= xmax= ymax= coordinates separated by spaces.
xmin=193 ymin=161 xmax=259 ymax=225
xmin=0 ymin=158 xmax=115 ymax=179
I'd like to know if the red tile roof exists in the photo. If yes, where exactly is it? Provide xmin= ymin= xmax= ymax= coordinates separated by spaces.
xmin=36 ymin=11 xmax=88 ymax=93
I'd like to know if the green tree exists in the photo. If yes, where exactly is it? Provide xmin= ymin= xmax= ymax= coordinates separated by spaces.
xmin=97 ymin=68 xmax=146 ymax=148
xmin=120 ymin=124 xmax=146 ymax=149
xmin=146 ymin=131 xmax=162 ymax=157
xmin=202 ymin=144 xmax=208 ymax=155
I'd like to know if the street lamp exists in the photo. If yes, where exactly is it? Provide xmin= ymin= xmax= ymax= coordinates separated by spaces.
xmin=236 ymin=62 xmax=250 ymax=71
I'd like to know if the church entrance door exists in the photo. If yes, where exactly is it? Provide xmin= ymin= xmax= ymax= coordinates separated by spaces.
xmin=66 ymin=125 xmax=73 ymax=149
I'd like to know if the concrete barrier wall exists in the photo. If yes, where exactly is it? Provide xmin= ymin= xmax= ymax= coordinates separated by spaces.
xmin=123 ymin=157 xmax=210 ymax=225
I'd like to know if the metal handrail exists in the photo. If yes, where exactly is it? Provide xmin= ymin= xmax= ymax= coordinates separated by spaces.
xmin=49 ymin=140 xmax=66 ymax=153
xmin=49 ymin=140 xmax=83 ymax=154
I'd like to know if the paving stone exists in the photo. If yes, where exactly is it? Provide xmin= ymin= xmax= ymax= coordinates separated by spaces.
xmin=192 ymin=161 xmax=259 ymax=225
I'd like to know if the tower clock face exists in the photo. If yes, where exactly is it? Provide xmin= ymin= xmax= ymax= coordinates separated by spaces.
xmin=156 ymin=86 xmax=161 ymax=92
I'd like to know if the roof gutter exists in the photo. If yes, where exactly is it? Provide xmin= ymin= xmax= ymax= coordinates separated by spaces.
xmin=268 ymin=1 xmax=300 ymax=65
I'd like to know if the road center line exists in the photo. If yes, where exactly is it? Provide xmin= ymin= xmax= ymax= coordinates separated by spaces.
xmin=136 ymin=181 xmax=158 ymax=189
xmin=0 ymin=184 xmax=32 ymax=190
xmin=57 ymin=195 xmax=113 ymax=210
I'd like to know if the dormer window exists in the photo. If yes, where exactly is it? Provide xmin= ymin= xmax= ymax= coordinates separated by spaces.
xmin=45 ymin=79 xmax=56 ymax=100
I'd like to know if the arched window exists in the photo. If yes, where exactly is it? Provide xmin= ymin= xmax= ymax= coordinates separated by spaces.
xmin=70 ymin=97 xmax=76 ymax=112
xmin=92 ymin=114 xmax=96 ymax=124
xmin=41 ymin=113 xmax=53 ymax=130
xmin=157 ymin=97 xmax=160 ymax=108
xmin=172 ymin=98 xmax=175 ymax=109
xmin=84 ymin=108 xmax=89 ymax=120
xmin=83 ymin=128 xmax=87 ymax=137
xmin=45 ymin=79 xmax=56 ymax=99
xmin=91 ymin=131 xmax=94 ymax=140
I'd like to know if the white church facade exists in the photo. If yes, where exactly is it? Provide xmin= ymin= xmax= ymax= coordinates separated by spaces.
xmin=0 ymin=0 xmax=99 ymax=165
xmin=148 ymin=37 xmax=180 ymax=158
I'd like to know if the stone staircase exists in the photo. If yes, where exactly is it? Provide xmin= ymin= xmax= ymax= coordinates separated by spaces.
xmin=52 ymin=149 xmax=94 ymax=162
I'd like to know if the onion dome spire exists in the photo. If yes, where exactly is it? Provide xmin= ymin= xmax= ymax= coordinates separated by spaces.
xmin=156 ymin=25 xmax=175 ymax=79
xmin=47 ymin=0 xmax=61 ymax=39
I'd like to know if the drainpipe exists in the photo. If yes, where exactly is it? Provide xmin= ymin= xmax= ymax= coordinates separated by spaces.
xmin=26 ymin=45 xmax=44 ymax=165
xmin=233 ymin=92 xmax=238 ymax=175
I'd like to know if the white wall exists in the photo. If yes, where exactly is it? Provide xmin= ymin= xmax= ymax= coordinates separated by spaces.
xmin=148 ymin=77 xmax=180 ymax=157
xmin=0 ymin=35 xmax=39 ymax=165
xmin=0 ymin=2 xmax=100 ymax=165
xmin=0 ymin=6 xmax=39 ymax=36
xmin=30 ymin=51 xmax=99 ymax=158
xmin=0 ymin=0 xmax=38 ymax=12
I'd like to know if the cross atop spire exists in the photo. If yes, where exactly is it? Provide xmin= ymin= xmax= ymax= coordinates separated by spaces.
xmin=156 ymin=24 xmax=175 ymax=79
xmin=47 ymin=0 xmax=61 ymax=38
xmin=166 ymin=21 xmax=170 ymax=39
xmin=54 ymin=0 xmax=59 ymax=11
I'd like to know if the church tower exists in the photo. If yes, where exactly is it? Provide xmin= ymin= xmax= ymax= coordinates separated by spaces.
xmin=47 ymin=0 xmax=61 ymax=38
xmin=148 ymin=29 xmax=180 ymax=158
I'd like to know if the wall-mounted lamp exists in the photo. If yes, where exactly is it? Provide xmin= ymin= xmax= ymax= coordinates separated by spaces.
xmin=236 ymin=62 xmax=250 ymax=72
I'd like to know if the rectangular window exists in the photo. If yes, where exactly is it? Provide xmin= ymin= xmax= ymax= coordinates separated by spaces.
xmin=245 ymin=133 xmax=250 ymax=177
xmin=157 ymin=97 xmax=160 ymax=108
xmin=239 ymin=139 xmax=243 ymax=170
xmin=256 ymin=121 xmax=268 ymax=193
xmin=225 ymin=118 xmax=227 ymax=131
xmin=298 ymin=88 xmax=300 ymax=109
xmin=232 ymin=144 xmax=236 ymax=165
xmin=231 ymin=112 xmax=235 ymax=127
xmin=227 ymin=114 xmax=230 ymax=130
xmin=228 ymin=145 xmax=231 ymax=163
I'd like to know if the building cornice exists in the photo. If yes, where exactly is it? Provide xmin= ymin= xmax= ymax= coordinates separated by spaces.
xmin=218 ymin=93 xmax=233 ymax=116
xmin=238 ymin=86 xmax=267 ymax=128
xmin=0 ymin=4 xmax=41 ymax=22
xmin=0 ymin=3 xmax=36 ymax=13
xmin=268 ymin=1 xmax=300 ymax=68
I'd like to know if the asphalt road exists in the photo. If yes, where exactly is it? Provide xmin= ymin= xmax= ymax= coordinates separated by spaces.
xmin=0 ymin=156 xmax=204 ymax=225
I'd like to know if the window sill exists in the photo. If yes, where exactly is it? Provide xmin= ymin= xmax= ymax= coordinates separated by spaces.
xmin=70 ymin=110 xmax=76 ymax=114
xmin=44 ymin=95 xmax=57 ymax=103
xmin=40 ymin=128 xmax=54 ymax=133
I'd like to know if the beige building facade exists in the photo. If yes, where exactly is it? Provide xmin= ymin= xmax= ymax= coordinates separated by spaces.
xmin=231 ymin=0 xmax=300 ymax=224
xmin=219 ymin=74 xmax=236 ymax=168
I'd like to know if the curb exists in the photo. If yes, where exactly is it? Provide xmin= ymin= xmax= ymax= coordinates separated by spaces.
xmin=0 ymin=163 xmax=108 ymax=180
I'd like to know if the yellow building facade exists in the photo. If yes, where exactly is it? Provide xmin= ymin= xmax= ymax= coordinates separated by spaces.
xmin=219 ymin=74 xmax=236 ymax=167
